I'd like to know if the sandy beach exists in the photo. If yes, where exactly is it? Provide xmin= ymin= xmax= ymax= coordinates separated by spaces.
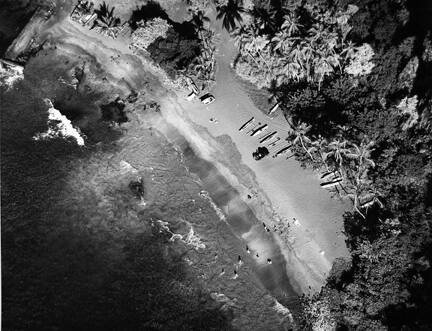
xmin=155 ymin=6 xmax=351 ymax=294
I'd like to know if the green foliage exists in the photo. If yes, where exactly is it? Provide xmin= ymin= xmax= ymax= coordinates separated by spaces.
xmin=216 ymin=0 xmax=245 ymax=32
xmin=232 ymin=2 xmax=364 ymax=89
xmin=130 ymin=17 xmax=171 ymax=51
xmin=91 ymin=2 xmax=122 ymax=38
xmin=147 ymin=27 xmax=201 ymax=78
xmin=270 ymin=0 xmax=432 ymax=328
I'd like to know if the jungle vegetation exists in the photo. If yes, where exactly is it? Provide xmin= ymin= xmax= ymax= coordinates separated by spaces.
xmin=226 ymin=0 xmax=432 ymax=329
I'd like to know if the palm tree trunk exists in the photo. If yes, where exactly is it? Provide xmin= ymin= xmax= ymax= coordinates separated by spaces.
xmin=300 ymin=137 xmax=314 ymax=160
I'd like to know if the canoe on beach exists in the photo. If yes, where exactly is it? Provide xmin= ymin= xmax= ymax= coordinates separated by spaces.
xmin=320 ymin=171 xmax=338 ymax=180
xmin=239 ymin=117 xmax=255 ymax=131
xmin=260 ymin=131 xmax=277 ymax=144
xmin=320 ymin=178 xmax=343 ymax=188
xmin=251 ymin=124 xmax=268 ymax=137
xmin=273 ymin=145 xmax=292 ymax=157
xmin=247 ymin=122 xmax=262 ymax=134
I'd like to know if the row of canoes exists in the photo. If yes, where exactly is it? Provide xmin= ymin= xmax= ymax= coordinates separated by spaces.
xmin=238 ymin=117 xmax=293 ymax=158
xmin=239 ymin=118 xmax=345 ymax=189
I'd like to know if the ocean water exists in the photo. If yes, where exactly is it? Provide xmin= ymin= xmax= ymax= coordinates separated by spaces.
xmin=1 ymin=57 xmax=296 ymax=330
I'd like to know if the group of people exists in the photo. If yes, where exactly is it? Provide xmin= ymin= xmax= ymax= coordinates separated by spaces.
xmin=221 ymin=214 xmax=304 ymax=280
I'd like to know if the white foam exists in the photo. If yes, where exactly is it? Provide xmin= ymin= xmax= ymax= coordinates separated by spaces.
xmin=33 ymin=99 xmax=85 ymax=146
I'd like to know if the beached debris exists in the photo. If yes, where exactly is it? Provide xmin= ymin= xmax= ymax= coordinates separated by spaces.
xmin=33 ymin=99 xmax=85 ymax=146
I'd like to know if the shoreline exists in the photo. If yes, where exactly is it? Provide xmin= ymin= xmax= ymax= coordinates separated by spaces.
xmin=5 ymin=0 xmax=349 ymax=299
xmin=158 ymin=91 xmax=350 ymax=294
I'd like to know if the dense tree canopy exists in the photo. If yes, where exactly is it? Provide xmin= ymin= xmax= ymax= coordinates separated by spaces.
xmin=238 ymin=0 xmax=432 ymax=328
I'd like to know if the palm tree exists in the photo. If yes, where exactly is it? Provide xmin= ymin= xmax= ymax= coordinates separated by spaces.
xmin=216 ymin=0 xmax=245 ymax=32
xmin=346 ymin=184 xmax=366 ymax=219
xmin=325 ymin=139 xmax=350 ymax=167
xmin=190 ymin=10 xmax=210 ymax=39
xmin=232 ymin=26 xmax=263 ymax=69
xmin=271 ymin=32 xmax=288 ymax=53
xmin=307 ymin=23 xmax=325 ymax=45
xmin=290 ymin=44 xmax=304 ymax=64
xmin=249 ymin=7 xmax=277 ymax=33
xmin=314 ymin=56 xmax=334 ymax=90
xmin=308 ymin=135 xmax=329 ymax=168
xmin=341 ymin=40 xmax=356 ymax=62
xmin=346 ymin=140 xmax=376 ymax=168
xmin=344 ymin=166 xmax=373 ymax=218
xmin=291 ymin=121 xmax=314 ymax=160
xmin=92 ymin=2 xmax=121 ymax=38
xmin=360 ymin=185 xmax=384 ymax=210
xmin=281 ymin=13 xmax=302 ymax=37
